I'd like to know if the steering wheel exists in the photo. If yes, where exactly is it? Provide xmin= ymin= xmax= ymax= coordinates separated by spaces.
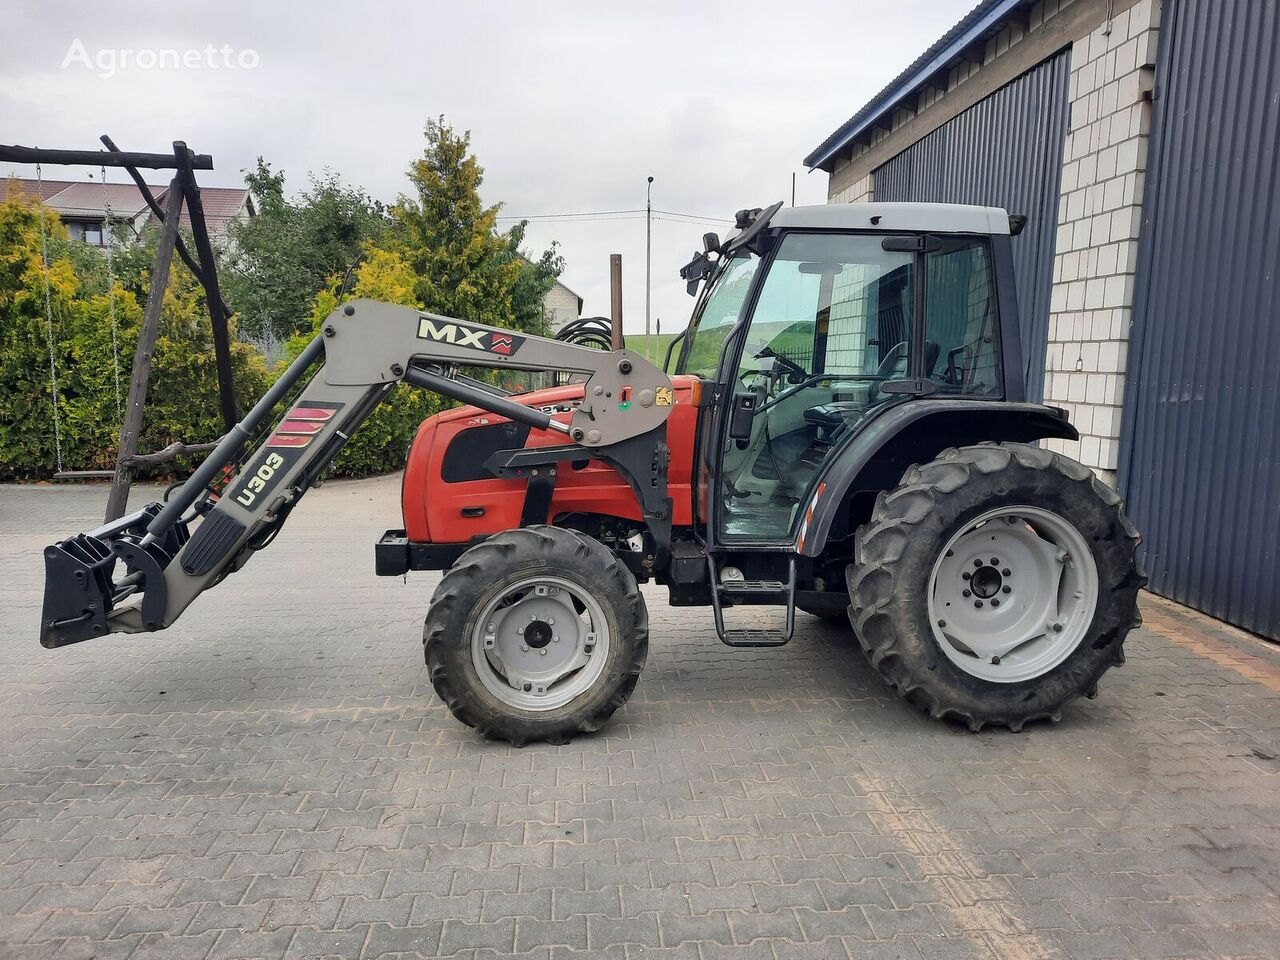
xmin=755 ymin=344 xmax=807 ymax=383
xmin=756 ymin=372 xmax=842 ymax=412
xmin=736 ymin=341 xmax=800 ymax=397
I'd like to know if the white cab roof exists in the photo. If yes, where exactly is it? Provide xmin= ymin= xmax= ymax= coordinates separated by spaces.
xmin=769 ymin=202 xmax=1011 ymax=235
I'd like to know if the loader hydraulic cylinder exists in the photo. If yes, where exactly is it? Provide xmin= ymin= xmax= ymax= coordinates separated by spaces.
xmin=403 ymin=366 xmax=570 ymax=435
xmin=145 ymin=335 xmax=326 ymax=542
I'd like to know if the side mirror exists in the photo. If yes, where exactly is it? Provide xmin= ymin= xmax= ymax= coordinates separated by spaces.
xmin=702 ymin=232 xmax=721 ymax=254
xmin=679 ymin=251 xmax=711 ymax=296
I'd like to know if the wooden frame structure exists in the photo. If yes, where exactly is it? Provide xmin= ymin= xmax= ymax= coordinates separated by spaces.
xmin=0 ymin=137 xmax=239 ymax=521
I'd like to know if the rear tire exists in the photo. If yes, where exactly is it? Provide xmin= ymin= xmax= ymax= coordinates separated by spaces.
xmin=847 ymin=443 xmax=1144 ymax=731
xmin=424 ymin=526 xmax=648 ymax=746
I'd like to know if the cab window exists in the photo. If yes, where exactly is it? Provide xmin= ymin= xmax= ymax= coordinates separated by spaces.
xmin=924 ymin=236 xmax=1002 ymax=395
xmin=678 ymin=253 xmax=760 ymax=379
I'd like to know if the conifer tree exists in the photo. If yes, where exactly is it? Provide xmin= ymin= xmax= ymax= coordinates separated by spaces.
xmin=391 ymin=118 xmax=559 ymax=334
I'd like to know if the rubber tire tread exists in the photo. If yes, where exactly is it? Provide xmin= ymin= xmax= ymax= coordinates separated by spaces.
xmin=846 ymin=442 xmax=1145 ymax=732
xmin=424 ymin=525 xmax=648 ymax=746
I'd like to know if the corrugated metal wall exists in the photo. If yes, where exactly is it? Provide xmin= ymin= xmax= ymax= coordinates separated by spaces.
xmin=1119 ymin=0 xmax=1280 ymax=639
xmin=874 ymin=50 xmax=1069 ymax=400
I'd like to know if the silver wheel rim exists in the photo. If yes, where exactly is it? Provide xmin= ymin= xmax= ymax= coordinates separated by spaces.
xmin=470 ymin=574 xmax=611 ymax=711
xmin=927 ymin=505 xmax=1098 ymax=684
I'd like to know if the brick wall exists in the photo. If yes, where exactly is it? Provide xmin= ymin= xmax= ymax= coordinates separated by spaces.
xmin=1041 ymin=0 xmax=1161 ymax=483
xmin=829 ymin=172 xmax=873 ymax=204
xmin=822 ymin=0 xmax=1163 ymax=486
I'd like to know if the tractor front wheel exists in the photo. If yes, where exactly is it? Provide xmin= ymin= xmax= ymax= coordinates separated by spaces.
xmin=847 ymin=443 xmax=1144 ymax=731
xmin=424 ymin=526 xmax=648 ymax=746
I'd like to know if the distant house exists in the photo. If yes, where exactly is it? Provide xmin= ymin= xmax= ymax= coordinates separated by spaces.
xmin=543 ymin=276 xmax=582 ymax=333
xmin=1 ymin=177 xmax=254 ymax=246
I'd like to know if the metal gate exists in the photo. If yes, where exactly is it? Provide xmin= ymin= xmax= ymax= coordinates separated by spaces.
xmin=874 ymin=49 xmax=1069 ymax=401
xmin=1119 ymin=0 xmax=1279 ymax=639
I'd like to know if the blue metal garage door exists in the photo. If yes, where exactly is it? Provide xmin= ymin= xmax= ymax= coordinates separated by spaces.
xmin=874 ymin=50 xmax=1069 ymax=401
xmin=1119 ymin=0 xmax=1279 ymax=639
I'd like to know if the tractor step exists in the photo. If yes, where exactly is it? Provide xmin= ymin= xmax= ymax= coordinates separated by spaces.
xmin=709 ymin=555 xmax=796 ymax=648
xmin=719 ymin=579 xmax=787 ymax=595
xmin=720 ymin=628 xmax=792 ymax=647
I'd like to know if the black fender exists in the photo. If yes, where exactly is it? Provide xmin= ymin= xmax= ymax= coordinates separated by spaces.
xmin=797 ymin=400 xmax=1078 ymax=557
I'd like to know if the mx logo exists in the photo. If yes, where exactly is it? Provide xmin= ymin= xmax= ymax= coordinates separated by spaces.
xmin=417 ymin=316 xmax=525 ymax=356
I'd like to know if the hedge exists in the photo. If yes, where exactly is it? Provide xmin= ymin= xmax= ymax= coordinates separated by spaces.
xmin=0 ymin=198 xmax=271 ymax=480
xmin=280 ymin=248 xmax=442 ymax=477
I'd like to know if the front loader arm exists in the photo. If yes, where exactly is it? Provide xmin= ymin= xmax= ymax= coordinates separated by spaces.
xmin=40 ymin=300 xmax=674 ymax=648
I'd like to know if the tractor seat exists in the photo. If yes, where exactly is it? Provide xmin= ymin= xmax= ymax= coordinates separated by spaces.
xmin=803 ymin=400 xmax=867 ymax=445
xmin=803 ymin=401 xmax=863 ymax=430
xmin=866 ymin=340 xmax=942 ymax=403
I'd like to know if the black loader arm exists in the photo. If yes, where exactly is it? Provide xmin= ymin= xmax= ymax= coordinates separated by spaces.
xmin=40 ymin=300 xmax=674 ymax=648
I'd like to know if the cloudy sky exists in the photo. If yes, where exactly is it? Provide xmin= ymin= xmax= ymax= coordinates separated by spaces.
xmin=2 ymin=1 xmax=961 ymax=340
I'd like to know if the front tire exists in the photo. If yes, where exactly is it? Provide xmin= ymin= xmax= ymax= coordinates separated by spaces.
xmin=424 ymin=526 xmax=648 ymax=745
xmin=847 ymin=443 xmax=1144 ymax=731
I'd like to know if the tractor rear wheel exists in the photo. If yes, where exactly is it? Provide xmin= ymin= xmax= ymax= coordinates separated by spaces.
xmin=424 ymin=526 xmax=647 ymax=746
xmin=847 ymin=443 xmax=1143 ymax=731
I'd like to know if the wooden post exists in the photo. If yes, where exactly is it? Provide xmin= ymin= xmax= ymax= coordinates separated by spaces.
xmin=104 ymin=178 xmax=185 ymax=522
xmin=610 ymin=254 xmax=624 ymax=351
xmin=100 ymin=135 xmax=224 ymax=315
xmin=175 ymin=142 xmax=237 ymax=431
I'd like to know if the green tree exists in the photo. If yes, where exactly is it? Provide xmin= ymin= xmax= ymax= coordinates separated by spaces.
xmin=504 ymin=222 xmax=564 ymax=339
xmin=222 ymin=159 xmax=387 ymax=340
xmin=388 ymin=117 xmax=559 ymax=334
xmin=278 ymin=118 xmax=571 ymax=476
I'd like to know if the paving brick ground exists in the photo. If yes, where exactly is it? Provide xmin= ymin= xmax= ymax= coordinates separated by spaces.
xmin=2 ymin=476 xmax=1277 ymax=960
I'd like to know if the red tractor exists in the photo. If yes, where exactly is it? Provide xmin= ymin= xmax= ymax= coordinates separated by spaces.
xmin=41 ymin=202 xmax=1143 ymax=745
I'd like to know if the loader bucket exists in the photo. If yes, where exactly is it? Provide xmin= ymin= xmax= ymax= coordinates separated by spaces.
xmin=39 ymin=502 xmax=182 ymax=648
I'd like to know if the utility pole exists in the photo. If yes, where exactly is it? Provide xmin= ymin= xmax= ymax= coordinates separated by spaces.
xmin=645 ymin=176 xmax=654 ymax=362
xmin=791 ymin=172 xmax=796 ymax=206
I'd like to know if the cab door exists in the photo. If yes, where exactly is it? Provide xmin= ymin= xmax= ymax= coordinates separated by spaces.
xmin=713 ymin=231 xmax=917 ymax=544
xmin=711 ymin=230 xmax=1007 ymax=546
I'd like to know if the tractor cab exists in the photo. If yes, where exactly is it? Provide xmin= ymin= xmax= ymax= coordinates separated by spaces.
xmin=661 ymin=202 xmax=1056 ymax=646
xmin=676 ymin=202 xmax=1016 ymax=550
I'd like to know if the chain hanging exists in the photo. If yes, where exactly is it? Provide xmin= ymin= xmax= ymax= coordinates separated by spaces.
xmin=101 ymin=164 xmax=122 ymax=416
xmin=35 ymin=163 xmax=65 ymax=474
